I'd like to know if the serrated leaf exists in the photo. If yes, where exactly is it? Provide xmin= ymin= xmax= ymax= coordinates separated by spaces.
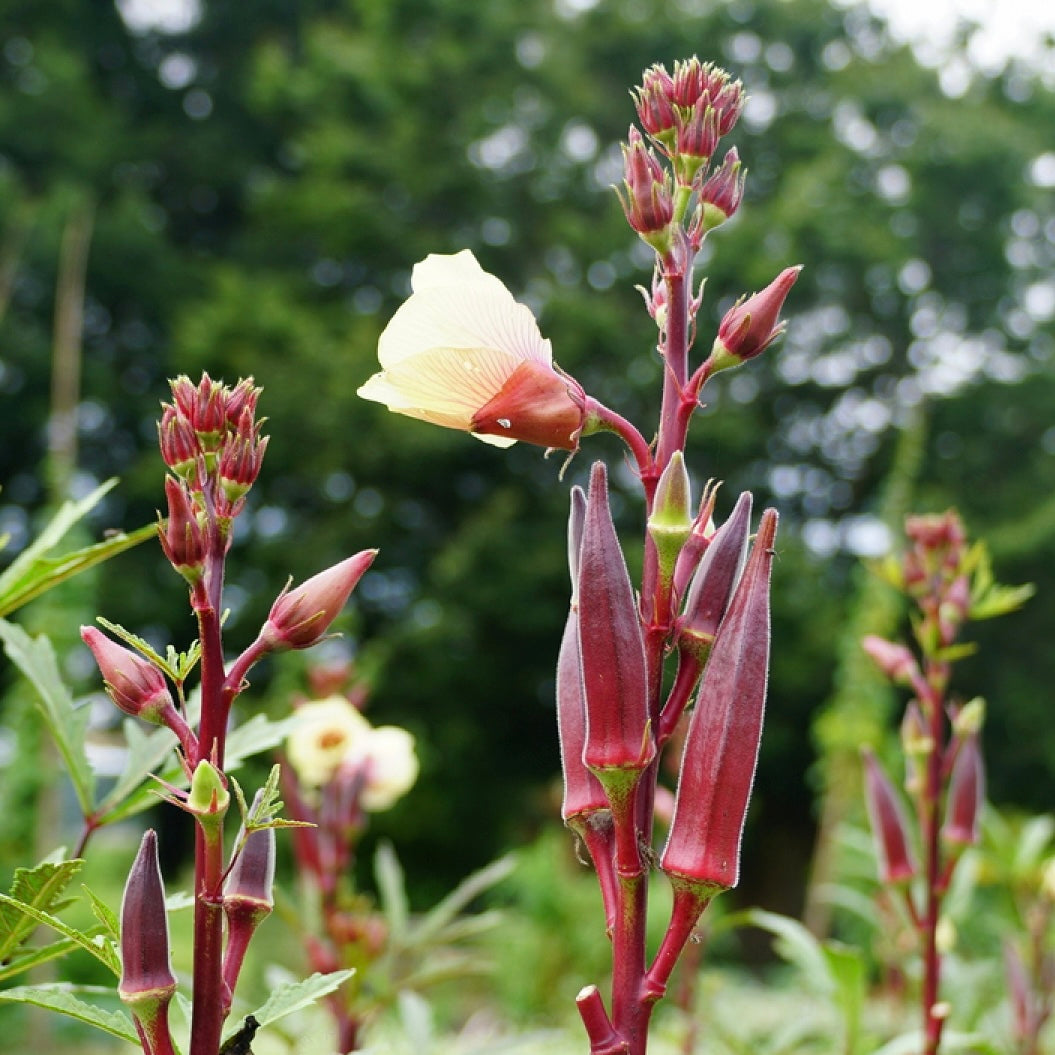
xmin=0 ymin=859 xmax=84 ymax=962
xmin=0 ymin=983 xmax=138 ymax=1043
xmin=0 ymin=620 xmax=95 ymax=813
xmin=95 ymin=616 xmax=174 ymax=678
xmin=82 ymin=885 xmax=120 ymax=941
xmin=234 ymin=969 xmax=354 ymax=1035
xmin=0 ymin=893 xmax=120 ymax=976
xmin=374 ymin=842 xmax=409 ymax=940
xmin=0 ymin=937 xmax=82 ymax=983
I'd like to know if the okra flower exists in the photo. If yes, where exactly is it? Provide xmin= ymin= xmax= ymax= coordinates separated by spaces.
xmin=358 ymin=251 xmax=588 ymax=450
xmin=286 ymin=696 xmax=419 ymax=810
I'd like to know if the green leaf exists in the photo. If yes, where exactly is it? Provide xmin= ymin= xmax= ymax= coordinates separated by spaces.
xmin=0 ymin=620 xmax=96 ymax=813
xmin=231 ymin=969 xmax=354 ymax=1037
xmin=0 ymin=937 xmax=82 ymax=983
xmin=0 ymin=478 xmax=155 ymax=617
xmin=970 ymin=582 xmax=1035 ymax=621
xmin=409 ymin=853 xmax=514 ymax=948
xmin=0 ymin=858 xmax=83 ymax=963
xmin=225 ymin=713 xmax=298 ymax=770
xmin=0 ymin=984 xmax=138 ymax=1043
xmin=0 ymin=893 xmax=121 ymax=976
xmin=739 ymin=909 xmax=832 ymax=992
xmin=82 ymin=885 xmax=121 ymax=941
xmin=821 ymin=941 xmax=865 ymax=1052
xmin=95 ymin=718 xmax=180 ymax=821
xmin=374 ymin=841 xmax=409 ymax=941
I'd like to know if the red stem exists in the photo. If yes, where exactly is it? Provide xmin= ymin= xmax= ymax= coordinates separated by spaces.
xmin=189 ymin=822 xmax=228 ymax=1055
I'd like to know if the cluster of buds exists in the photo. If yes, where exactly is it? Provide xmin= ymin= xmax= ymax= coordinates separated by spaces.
xmin=859 ymin=510 xmax=1031 ymax=1055
xmin=619 ymin=58 xmax=747 ymax=247
xmin=157 ymin=374 xmax=267 ymax=584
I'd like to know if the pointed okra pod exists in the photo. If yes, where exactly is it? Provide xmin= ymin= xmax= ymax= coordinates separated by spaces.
xmin=119 ymin=830 xmax=178 ymax=1055
xmin=578 ymin=463 xmax=655 ymax=784
xmin=661 ymin=508 xmax=777 ymax=893
xmin=862 ymin=747 xmax=917 ymax=884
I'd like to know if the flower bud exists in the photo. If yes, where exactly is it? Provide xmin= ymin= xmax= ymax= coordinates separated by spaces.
xmin=578 ymin=463 xmax=654 ymax=781
xmin=222 ymin=792 xmax=276 ymax=1003
xmin=171 ymin=372 xmax=226 ymax=452
xmin=158 ymin=475 xmax=206 ymax=583
xmin=661 ymin=509 xmax=777 ymax=892
xmin=673 ymin=101 xmax=719 ymax=184
xmin=157 ymin=404 xmax=200 ymax=481
xmin=217 ymin=408 xmax=269 ymax=511
xmin=632 ymin=65 xmax=677 ymax=146
xmin=862 ymin=748 xmax=917 ymax=884
xmin=81 ymin=626 xmax=176 ymax=724
xmin=470 ymin=359 xmax=588 ymax=451
xmin=942 ymin=733 xmax=984 ymax=847
xmin=262 ymin=550 xmax=377 ymax=651
xmin=862 ymin=634 xmax=920 ymax=687
xmin=708 ymin=267 xmax=802 ymax=370
xmin=617 ymin=127 xmax=674 ymax=250
xmin=647 ymin=452 xmax=693 ymax=582
xmin=676 ymin=491 xmax=752 ymax=661
xmin=696 ymin=148 xmax=746 ymax=232
xmin=119 ymin=830 xmax=177 ymax=1046
xmin=952 ymin=697 xmax=985 ymax=737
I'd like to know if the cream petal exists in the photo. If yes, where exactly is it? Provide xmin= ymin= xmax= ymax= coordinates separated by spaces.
xmin=410 ymin=250 xmax=502 ymax=292
xmin=378 ymin=282 xmax=551 ymax=369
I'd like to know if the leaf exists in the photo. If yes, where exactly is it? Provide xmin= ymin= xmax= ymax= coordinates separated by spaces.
xmin=225 ymin=713 xmax=299 ymax=770
xmin=0 ymin=937 xmax=82 ymax=983
xmin=374 ymin=841 xmax=409 ymax=941
xmin=82 ymin=885 xmax=121 ymax=941
xmin=0 ymin=893 xmax=121 ymax=976
xmin=95 ymin=719 xmax=180 ymax=821
xmin=0 ymin=481 xmax=155 ymax=618
xmin=821 ymin=942 xmax=865 ymax=1051
xmin=0 ymin=983 xmax=138 ymax=1043
xmin=0 ymin=858 xmax=83 ymax=963
xmin=971 ymin=582 xmax=1035 ymax=621
xmin=410 ymin=854 xmax=515 ymax=947
xmin=739 ymin=909 xmax=832 ymax=993
xmin=0 ymin=619 xmax=96 ymax=813
xmin=233 ymin=969 xmax=354 ymax=1035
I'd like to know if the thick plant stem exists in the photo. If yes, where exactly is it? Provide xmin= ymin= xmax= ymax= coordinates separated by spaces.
xmin=920 ymin=673 xmax=948 ymax=1055
xmin=190 ymin=822 xmax=227 ymax=1055
xmin=655 ymin=258 xmax=692 ymax=473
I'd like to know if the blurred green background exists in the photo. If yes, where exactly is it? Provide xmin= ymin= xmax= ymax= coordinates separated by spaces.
xmin=1 ymin=0 xmax=1053 ymax=945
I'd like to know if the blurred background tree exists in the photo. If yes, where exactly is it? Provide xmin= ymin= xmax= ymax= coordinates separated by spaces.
xmin=1 ymin=0 xmax=1053 ymax=911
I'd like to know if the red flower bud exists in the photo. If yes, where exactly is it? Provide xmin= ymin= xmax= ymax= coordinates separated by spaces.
xmin=696 ymin=148 xmax=746 ymax=231
xmin=119 ymin=830 xmax=177 ymax=1046
xmin=710 ymin=267 xmax=802 ymax=367
xmin=632 ymin=70 xmax=677 ymax=143
xmin=157 ymin=405 xmax=200 ymax=480
xmin=862 ymin=748 xmax=917 ymax=884
xmin=81 ymin=626 xmax=176 ymax=724
xmin=171 ymin=372 xmax=226 ymax=450
xmin=676 ymin=491 xmax=753 ymax=660
xmin=217 ymin=408 xmax=269 ymax=511
xmin=942 ymin=733 xmax=984 ymax=847
xmin=158 ymin=475 xmax=206 ymax=581
xmin=262 ymin=550 xmax=377 ymax=651
xmin=862 ymin=634 xmax=920 ymax=687
xmin=617 ymin=127 xmax=674 ymax=247
xmin=578 ymin=463 xmax=654 ymax=777
xmin=661 ymin=509 xmax=777 ymax=892
xmin=470 ymin=359 xmax=587 ymax=451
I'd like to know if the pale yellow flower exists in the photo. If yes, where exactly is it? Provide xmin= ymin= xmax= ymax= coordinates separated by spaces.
xmin=286 ymin=696 xmax=419 ymax=811
xmin=286 ymin=696 xmax=372 ymax=788
xmin=358 ymin=250 xmax=587 ymax=450
xmin=357 ymin=726 xmax=419 ymax=811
